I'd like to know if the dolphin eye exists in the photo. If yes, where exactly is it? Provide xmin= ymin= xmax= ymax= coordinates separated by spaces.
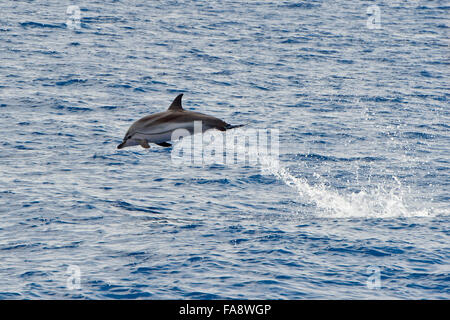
xmin=127 ymin=135 xmax=132 ymax=140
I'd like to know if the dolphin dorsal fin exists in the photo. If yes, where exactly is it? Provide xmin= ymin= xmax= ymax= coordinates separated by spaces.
xmin=168 ymin=94 xmax=184 ymax=111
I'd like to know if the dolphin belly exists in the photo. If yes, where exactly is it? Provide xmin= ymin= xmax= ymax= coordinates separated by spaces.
xmin=133 ymin=122 xmax=193 ymax=143
xmin=134 ymin=121 xmax=222 ymax=143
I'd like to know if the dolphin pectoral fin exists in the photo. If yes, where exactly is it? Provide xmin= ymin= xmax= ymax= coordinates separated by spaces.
xmin=156 ymin=142 xmax=172 ymax=147
xmin=139 ymin=140 xmax=150 ymax=149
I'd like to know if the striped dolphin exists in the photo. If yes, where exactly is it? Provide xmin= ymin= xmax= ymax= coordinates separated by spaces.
xmin=117 ymin=94 xmax=243 ymax=149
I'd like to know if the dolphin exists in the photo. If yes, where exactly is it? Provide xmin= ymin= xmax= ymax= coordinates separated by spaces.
xmin=117 ymin=94 xmax=243 ymax=149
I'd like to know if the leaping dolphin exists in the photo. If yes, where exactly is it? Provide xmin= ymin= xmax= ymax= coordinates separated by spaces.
xmin=117 ymin=94 xmax=243 ymax=149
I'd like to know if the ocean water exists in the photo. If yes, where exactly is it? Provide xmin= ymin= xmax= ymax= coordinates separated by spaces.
xmin=0 ymin=0 xmax=449 ymax=299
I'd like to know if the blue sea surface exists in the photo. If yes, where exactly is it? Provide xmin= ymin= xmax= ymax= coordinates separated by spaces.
xmin=0 ymin=0 xmax=449 ymax=299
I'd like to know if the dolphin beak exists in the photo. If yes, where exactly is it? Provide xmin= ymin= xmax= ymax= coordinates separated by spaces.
xmin=117 ymin=142 xmax=125 ymax=149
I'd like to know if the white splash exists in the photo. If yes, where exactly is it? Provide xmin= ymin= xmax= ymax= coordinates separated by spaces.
xmin=260 ymin=156 xmax=432 ymax=218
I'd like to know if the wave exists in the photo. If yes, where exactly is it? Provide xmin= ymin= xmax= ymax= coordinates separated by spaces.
xmin=20 ymin=21 xmax=66 ymax=29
